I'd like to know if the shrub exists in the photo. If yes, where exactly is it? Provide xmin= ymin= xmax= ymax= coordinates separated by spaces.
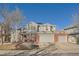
xmin=76 ymin=37 xmax=79 ymax=44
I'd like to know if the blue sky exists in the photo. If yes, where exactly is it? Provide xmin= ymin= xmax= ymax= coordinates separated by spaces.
xmin=0 ymin=3 xmax=79 ymax=30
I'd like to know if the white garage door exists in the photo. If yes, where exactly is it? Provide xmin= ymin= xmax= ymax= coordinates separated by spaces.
xmin=58 ymin=36 xmax=67 ymax=43
xmin=39 ymin=33 xmax=54 ymax=42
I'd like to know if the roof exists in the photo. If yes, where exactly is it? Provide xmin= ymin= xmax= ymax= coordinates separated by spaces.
xmin=69 ymin=32 xmax=79 ymax=35
xmin=64 ymin=25 xmax=77 ymax=30
xmin=29 ymin=21 xmax=37 ymax=25
xmin=37 ymin=23 xmax=43 ymax=24
xmin=43 ymin=23 xmax=52 ymax=26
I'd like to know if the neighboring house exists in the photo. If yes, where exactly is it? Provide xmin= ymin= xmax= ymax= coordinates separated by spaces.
xmin=64 ymin=25 xmax=79 ymax=43
xmin=0 ymin=23 xmax=11 ymax=44
xmin=64 ymin=25 xmax=77 ymax=34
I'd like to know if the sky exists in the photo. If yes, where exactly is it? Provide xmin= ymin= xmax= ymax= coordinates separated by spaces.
xmin=0 ymin=3 xmax=79 ymax=31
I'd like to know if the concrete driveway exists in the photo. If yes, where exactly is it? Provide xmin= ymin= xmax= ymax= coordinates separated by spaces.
xmin=0 ymin=43 xmax=79 ymax=56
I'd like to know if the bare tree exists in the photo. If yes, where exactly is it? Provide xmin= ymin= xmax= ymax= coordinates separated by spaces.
xmin=0 ymin=6 xmax=11 ymax=44
xmin=10 ymin=7 xmax=25 ymax=41
xmin=0 ymin=6 xmax=25 ymax=44
xmin=11 ymin=7 xmax=25 ymax=29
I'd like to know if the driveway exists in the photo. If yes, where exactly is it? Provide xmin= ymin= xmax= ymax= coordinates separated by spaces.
xmin=0 ymin=43 xmax=79 ymax=56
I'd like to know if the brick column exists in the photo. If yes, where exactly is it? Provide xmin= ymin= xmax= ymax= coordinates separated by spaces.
xmin=34 ymin=33 xmax=39 ymax=46
xmin=54 ymin=34 xmax=58 ymax=43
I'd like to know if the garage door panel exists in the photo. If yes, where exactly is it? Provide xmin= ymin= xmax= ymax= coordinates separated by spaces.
xmin=39 ymin=33 xmax=53 ymax=42
xmin=58 ymin=36 xmax=67 ymax=43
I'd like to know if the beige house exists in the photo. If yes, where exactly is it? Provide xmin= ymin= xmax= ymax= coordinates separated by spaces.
xmin=38 ymin=23 xmax=56 ymax=32
xmin=25 ymin=22 xmax=56 ymax=32
xmin=23 ymin=22 xmax=56 ymax=47
xmin=25 ymin=22 xmax=38 ymax=32
xmin=4 ymin=21 xmax=56 ymax=48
